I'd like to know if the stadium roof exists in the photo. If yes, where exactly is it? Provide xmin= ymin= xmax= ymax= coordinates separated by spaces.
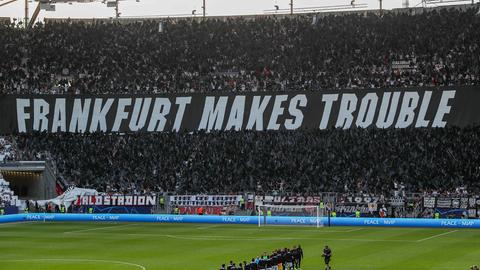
xmin=0 ymin=0 xmax=476 ymax=22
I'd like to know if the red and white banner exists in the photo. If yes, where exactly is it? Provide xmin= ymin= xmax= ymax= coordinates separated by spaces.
xmin=77 ymin=195 xmax=156 ymax=206
xmin=179 ymin=206 xmax=236 ymax=215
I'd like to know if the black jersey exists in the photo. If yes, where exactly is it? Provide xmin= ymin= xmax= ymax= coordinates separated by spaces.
xmin=286 ymin=251 xmax=293 ymax=263
xmin=323 ymin=247 xmax=332 ymax=265
xmin=323 ymin=248 xmax=332 ymax=259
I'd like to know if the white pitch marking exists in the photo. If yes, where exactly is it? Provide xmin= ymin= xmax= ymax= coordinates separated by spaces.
xmin=194 ymin=226 xmax=363 ymax=233
xmin=1 ymin=258 xmax=146 ymax=270
xmin=416 ymin=230 xmax=458 ymax=242
xmin=344 ymin=228 xmax=364 ymax=232
xmin=64 ymin=223 xmax=137 ymax=234
xmin=196 ymin=224 xmax=222 ymax=230
xmin=142 ymin=233 xmax=416 ymax=243
xmin=0 ymin=221 xmax=37 ymax=227
xmin=2 ymin=229 xmax=416 ymax=243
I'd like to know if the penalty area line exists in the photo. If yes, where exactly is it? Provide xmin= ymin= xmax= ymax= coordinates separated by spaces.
xmin=0 ymin=258 xmax=146 ymax=270
xmin=344 ymin=228 xmax=364 ymax=233
xmin=197 ymin=226 xmax=364 ymax=233
xmin=63 ymin=223 xmax=138 ymax=234
xmin=155 ymin=234 xmax=415 ymax=243
xmin=196 ymin=224 xmax=223 ymax=230
xmin=416 ymin=230 xmax=458 ymax=243
xmin=34 ymin=230 xmax=417 ymax=243
xmin=0 ymin=221 xmax=38 ymax=227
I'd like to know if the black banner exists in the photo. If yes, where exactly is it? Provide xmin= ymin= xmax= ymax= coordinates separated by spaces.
xmin=422 ymin=196 xmax=480 ymax=218
xmin=335 ymin=202 xmax=379 ymax=216
xmin=389 ymin=197 xmax=405 ymax=207
xmin=1 ymin=86 xmax=479 ymax=133
xmin=423 ymin=197 xmax=436 ymax=208
xmin=255 ymin=195 xmax=321 ymax=206
xmin=343 ymin=195 xmax=381 ymax=204
xmin=436 ymin=197 xmax=453 ymax=208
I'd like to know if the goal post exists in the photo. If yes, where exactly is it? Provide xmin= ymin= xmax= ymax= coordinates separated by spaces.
xmin=256 ymin=204 xmax=324 ymax=228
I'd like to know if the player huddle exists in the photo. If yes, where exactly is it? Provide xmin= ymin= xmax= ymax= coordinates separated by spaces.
xmin=220 ymin=246 xmax=303 ymax=270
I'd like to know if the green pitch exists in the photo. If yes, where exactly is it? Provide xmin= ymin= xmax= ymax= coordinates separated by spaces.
xmin=0 ymin=221 xmax=479 ymax=270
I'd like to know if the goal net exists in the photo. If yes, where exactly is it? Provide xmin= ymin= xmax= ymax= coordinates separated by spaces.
xmin=256 ymin=204 xmax=324 ymax=227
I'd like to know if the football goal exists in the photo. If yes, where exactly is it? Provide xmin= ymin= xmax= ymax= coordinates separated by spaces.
xmin=256 ymin=204 xmax=324 ymax=227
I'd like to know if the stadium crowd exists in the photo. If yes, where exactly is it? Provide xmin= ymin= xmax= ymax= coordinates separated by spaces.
xmin=0 ymin=137 xmax=16 ymax=163
xmin=10 ymin=126 xmax=480 ymax=195
xmin=0 ymin=6 xmax=479 ymax=270
xmin=220 ymin=246 xmax=303 ymax=270
xmin=0 ymin=7 xmax=479 ymax=94
xmin=0 ymin=6 xmax=479 ymax=197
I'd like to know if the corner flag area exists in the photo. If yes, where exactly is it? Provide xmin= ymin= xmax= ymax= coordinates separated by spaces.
xmin=0 ymin=222 xmax=478 ymax=270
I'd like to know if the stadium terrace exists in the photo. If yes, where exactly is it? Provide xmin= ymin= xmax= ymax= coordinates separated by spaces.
xmin=1 ymin=4 xmax=480 ymax=270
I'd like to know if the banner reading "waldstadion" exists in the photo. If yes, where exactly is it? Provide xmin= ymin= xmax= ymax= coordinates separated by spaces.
xmin=1 ymin=86 xmax=480 ymax=133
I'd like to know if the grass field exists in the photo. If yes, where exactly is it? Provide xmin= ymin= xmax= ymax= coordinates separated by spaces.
xmin=0 ymin=221 xmax=479 ymax=270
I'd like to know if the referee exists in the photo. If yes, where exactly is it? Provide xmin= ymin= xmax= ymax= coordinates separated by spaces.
xmin=322 ymin=245 xmax=332 ymax=270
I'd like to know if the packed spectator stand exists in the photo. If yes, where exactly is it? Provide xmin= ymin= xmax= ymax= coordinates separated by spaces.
xmin=1 ymin=6 xmax=480 ymax=197
xmin=11 ymin=127 xmax=480 ymax=195
xmin=0 ymin=7 xmax=479 ymax=95
xmin=0 ymin=137 xmax=16 ymax=162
